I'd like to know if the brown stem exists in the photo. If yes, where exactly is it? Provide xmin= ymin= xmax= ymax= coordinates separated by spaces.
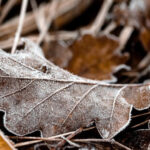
xmin=57 ymin=128 xmax=83 ymax=148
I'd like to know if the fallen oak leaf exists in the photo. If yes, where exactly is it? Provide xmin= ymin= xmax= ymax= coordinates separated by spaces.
xmin=0 ymin=40 xmax=150 ymax=140
xmin=66 ymin=34 xmax=129 ymax=82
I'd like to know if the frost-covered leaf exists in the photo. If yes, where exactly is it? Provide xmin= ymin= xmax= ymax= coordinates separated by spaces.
xmin=0 ymin=39 xmax=150 ymax=139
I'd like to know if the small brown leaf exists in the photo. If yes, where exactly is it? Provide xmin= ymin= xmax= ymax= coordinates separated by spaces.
xmin=66 ymin=34 xmax=129 ymax=81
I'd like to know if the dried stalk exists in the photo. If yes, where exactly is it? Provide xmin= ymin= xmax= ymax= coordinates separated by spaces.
xmin=30 ymin=0 xmax=43 ymax=32
xmin=0 ymin=0 xmax=88 ymax=39
xmin=118 ymin=26 xmax=133 ymax=51
xmin=132 ymin=111 xmax=150 ymax=119
xmin=11 ymin=0 xmax=28 ymax=54
xmin=0 ymin=0 xmax=18 ymax=24
xmin=103 ymin=22 xmax=117 ymax=34
xmin=14 ymin=140 xmax=43 ymax=148
xmin=10 ymin=127 xmax=95 ymax=148
xmin=14 ymin=138 xmax=131 ymax=150
xmin=81 ymin=0 xmax=113 ymax=35
xmin=37 ymin=0 xmax=59 ymax=45
xmin=60 ymin=136 xmax=80 ymax=147
xmin=138 ymin=52 xmax=150 ymax=70
xmin=57 ymin=128 xmax=83 ymax=148
xmin=131 ymin=119 xmax=150 ymax=128
xmin=0 ymin=31 xmax=78 ymax=50
xmin=73 ymin=139 xmax=131 ymax=150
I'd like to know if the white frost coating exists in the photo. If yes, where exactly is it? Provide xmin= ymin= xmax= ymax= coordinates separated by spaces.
xmin=148 ymin=85 xmax=150 ymax=91
xmin=101 ymin=128 xmax=110 ymax=139
xmin=129 ymin=0 xmax=145 ymax=12
xmin=114 ymin=64 xmax=131 ymax=73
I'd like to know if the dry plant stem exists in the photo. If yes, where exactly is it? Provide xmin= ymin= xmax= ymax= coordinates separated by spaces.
xmin=132 ymin=65 xmax=150 ymax=83
xmin=37 ymin=0 xmax=59 ymax=45
xmin=14 ymin=138 xmax=131 ymax=150
xmin=81 ymin=0 xmax=113 ymax=35
xmin=0 ymin=31 xmax=78 ymax=49
xmin=14 ymin=140 xmax=43 ymax=148
xmin=13 ymin=132 xmax=77 ymax=148
xmin=0 ymin=0 xmax=17 ymax=24
xmin=132 ymin=111 xmax=150 ymax=118
xmin=103 ymin=22 xmax=116 ymax=34
xmin=118 ymin=26 xmax=134 ymax=51
xmin=10 ymin=127 xmax=94 ymax=141
xmin=57 ymin=128 xmax=83 ymax=148
xmin=10 ymin=127 xmax=95 ymax=148
xmin=30 ymin=0 xmax=51 ymax=42
xmin=131 ymin=119 xmax=150 ymax=128
xmin=60 ymin=136 xmax=80 ymax=147
xmin=73 ymin=139 xmax=131 ymax=150
xmin=138 ymin=52 xmax=150 ymax=70
xmin=0 ymin=0 xmax=82 ymax=38
xmin=11 ymin=0 xmax=28 ymax=54
xmin=30 ymin=0 xmax=41 ymax=30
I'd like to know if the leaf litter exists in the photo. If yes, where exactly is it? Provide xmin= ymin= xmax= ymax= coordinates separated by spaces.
xmin=0 ymin=0 xmax=150 ymax=149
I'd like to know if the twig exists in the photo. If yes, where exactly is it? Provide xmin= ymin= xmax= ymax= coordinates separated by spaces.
xmin=10 ymin=127 xmax=95 ymax=141
xmin=13 ymin=137 xmax=132 ymax=150
xmin=14 ymin=140 xmax=43 ymax=148
xmin=60 ymin=136 xmax=80 ymax=147
xmin=0 ymin=31 xmax=78 ymax=50
xmin=73 ymin=139 xmax=131 ymax=150
xmin=112 ymin=140 xmax=131 ymax=150
xmin=0 ymin=0 xmax=82 ymax=38
xmin=0 ymin=0 xmax=18 ymax=24
xmin=132 ymin=111 xmax=150 ymax=119
xmin=118 ymin=26 xmax=133 ymax=51
xmin=30 ymin=0 xmax=45 ymax=33
xmin=103 ymin=22 xmax=116 ymax=34
xmin=131 ymin=119 xmax=150 ymax=128
xmin=57 ymin=128 xmax=83 ymax=148
xmin=10 ymin=126 xmax=95 ymax=147
xmin=81 ymin=0 xmax=113 ymax=35
xmin=138 ymin=52 xmax=150 ymax=70
xmin=37 ymin=0 xmax=59 ymax=45
xmin=131 ymin=65 xmax=150 ymax=83
xmin=11 ymin=0 xmax=28 ymax=54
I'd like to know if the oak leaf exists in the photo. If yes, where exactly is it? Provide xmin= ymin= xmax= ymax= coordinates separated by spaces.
xmin=0 ymin=39 xmax=150 ymax=139
xmin=66 ymin=34 xmax=129 ymax=81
